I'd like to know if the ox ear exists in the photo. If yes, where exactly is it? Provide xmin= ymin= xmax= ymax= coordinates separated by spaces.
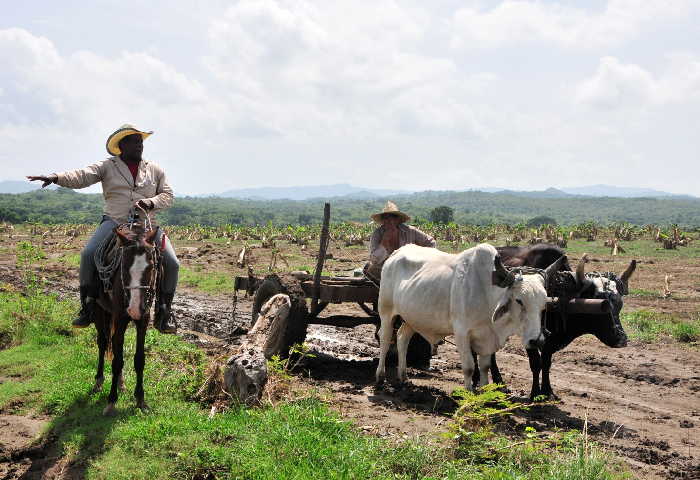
xmin=576 ymin=254 xmax=589 ymax=287
xmin=492 ymin=296 xmax=512 ymax=323
xmin=492 ymin=255 xmax=515 ymax=288
xmin=619 ymin=259 xmax=637 ymax=294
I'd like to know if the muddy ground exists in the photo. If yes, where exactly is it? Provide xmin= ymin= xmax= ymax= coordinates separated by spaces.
xmin=1 ymin=234 xmax=699 ymax=479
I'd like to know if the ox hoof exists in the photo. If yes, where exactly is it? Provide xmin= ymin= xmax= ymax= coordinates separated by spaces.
xmin=103 ymin=403 xmax=116 ymax=416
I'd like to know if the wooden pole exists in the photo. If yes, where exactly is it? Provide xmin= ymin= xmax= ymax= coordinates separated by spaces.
xmin=311 ymin=203 xmax=331 ymax=315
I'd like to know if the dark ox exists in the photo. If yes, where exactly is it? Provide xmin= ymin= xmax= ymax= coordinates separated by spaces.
xmin=473 ymin=244 xmax=636 ymax=399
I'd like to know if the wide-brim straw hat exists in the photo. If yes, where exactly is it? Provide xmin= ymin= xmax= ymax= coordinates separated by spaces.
xmin=371 ymin=201 xmax=410 ymax=223
xmin=106 ymin=124 xmax=153 ymax=156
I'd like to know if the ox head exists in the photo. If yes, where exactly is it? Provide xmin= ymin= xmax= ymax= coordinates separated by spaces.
xmin=574 ymin=254 xmax=637 ymax=348
xmin=116 ymin=226 xmax=158 ymax=321
xmin=491 ymin=255 xmax=567 ymax=350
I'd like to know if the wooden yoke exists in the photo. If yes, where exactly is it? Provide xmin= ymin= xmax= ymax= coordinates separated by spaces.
xmin=311 ymin=203 xmax=331 ymax=315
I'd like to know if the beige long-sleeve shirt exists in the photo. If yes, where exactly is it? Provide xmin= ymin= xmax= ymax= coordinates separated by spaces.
xmin=366 ymin=224 xmax=436 ymax=278
xmin=54 ymin=156 xmax=173 ymax=223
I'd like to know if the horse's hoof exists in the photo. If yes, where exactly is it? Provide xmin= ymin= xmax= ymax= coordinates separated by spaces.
xmin=103 ymin=403 xmax=116 ymax=416
xmin=91 ymin=382 xmax=104 ymax=394
xmin=136 ymin=401 xmax=150 ymax=413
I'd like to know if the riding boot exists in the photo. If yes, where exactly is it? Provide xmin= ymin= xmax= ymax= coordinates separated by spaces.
xmin=154 ymin=293 xmax=177 ymax=334
xmin=72 ymin=286 xmax=96 ymax=328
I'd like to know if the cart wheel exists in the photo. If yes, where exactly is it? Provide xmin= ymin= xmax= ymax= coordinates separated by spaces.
xmin=263 ymin=296 xmax=308 ymax=359
xmin=406 ymin=335 xmax=432 ymax=369
xmin=251 ymin=276 xmax=286 ymax=327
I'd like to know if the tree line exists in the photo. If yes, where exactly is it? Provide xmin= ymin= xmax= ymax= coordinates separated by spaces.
xmin=2 ymin=187 xmax=700 ymax=227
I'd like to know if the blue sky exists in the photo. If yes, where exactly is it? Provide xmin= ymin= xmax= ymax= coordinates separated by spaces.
xmin=2 ymin=0 xmax=699 ymax=195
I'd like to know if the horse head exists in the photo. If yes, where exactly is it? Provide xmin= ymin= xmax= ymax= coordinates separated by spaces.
xmin=116 ymin=224 xmax=158 ymax=321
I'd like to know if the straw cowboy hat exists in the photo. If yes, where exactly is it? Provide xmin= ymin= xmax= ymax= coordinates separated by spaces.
xmin=106 ymin=124 xmax=153 ymax=156
xmin=371 ymin=201 xmax=410 ymax=223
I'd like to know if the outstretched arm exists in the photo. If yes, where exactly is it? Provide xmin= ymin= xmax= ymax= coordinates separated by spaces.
xmin=31 ymin=161 xmax=106 ymax=190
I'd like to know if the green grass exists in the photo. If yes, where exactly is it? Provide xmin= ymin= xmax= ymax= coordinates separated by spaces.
xmin=58 ymin=252 xmax=82 ymax=267
xmin=179 ymin=266 xmax=234 ymax=294
xmin=622 ymin=310 xmax=700 ymax=343
xmin=0 ymin=291 xmax=629 ymax=479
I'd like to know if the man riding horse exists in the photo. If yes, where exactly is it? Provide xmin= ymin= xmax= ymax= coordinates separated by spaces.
xmin=27 ymin=124 xmax=179 ymax=334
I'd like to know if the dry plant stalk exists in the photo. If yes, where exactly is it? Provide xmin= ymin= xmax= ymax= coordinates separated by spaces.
xmin=663 ymin=275 xmax=672 ymax=298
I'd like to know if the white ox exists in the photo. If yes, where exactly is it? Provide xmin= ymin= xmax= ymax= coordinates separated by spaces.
xmin=376 ymin=243 xmax=566 ymax=389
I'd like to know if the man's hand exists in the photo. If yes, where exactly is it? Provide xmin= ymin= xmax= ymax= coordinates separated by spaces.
xmin=134 ymin=199 xmax=154 ymax=211
xmin=26 ymin=174 xmax=57 ymax=188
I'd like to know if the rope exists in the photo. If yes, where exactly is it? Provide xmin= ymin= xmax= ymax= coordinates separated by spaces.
xmin=94 ymin=234 xmax=121 ymax=292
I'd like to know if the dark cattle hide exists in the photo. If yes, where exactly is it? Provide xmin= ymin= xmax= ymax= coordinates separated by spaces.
xmin=473 ymin=244 xmax=636 ymax=399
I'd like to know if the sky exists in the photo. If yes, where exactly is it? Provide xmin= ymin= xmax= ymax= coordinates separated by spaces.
xmin=1 ymin=0 xmax=699 ymax=196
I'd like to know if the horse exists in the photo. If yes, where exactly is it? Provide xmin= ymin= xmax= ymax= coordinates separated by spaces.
xmin=92 ymin=222 xmax=160 ymax=416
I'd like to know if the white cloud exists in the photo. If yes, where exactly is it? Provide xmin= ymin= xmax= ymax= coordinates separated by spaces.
xmin=575 ymin=54 xmax=700 ymax=109
xmin=203 ymin=0 xmax=495 ymax=140
xmin=451 ymin=0 xmax=698 ymax=50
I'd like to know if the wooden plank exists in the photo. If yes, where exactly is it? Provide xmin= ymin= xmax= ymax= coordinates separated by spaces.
xmin=311 ymin=203 xmax=331 ymax=312
xmin=301 ymin=281 xmax=378 ymax=303
xmin=308 ymin=315 xmax=379 ymax=328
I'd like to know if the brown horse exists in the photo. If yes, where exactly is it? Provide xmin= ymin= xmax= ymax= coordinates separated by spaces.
xmin=92 ymin=223 xmax=159 ymax=415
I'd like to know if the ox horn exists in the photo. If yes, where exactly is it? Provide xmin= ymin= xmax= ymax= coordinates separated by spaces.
xmin=619 ymin=259 xmax=637 ymax=293
xmin=576 ymin=253 xmax=589 ymax=287
xmin=492 ymin=255 xmax=515 ymax=288
xmin=544 ymin=254 xmax=568 ymax=279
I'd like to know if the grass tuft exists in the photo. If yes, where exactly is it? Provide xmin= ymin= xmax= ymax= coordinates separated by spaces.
xmin=622 ymin=310 xmax=700 ymax=343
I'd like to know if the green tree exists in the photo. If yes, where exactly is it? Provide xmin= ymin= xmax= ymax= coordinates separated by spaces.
xmin=429 ymin=206 xmax=454 ymax=224
xmin=526 ymin=215 xmax=557 ymax=227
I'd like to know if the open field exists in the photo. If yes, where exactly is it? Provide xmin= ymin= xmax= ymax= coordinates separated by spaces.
xmin=1 ymin=223 xmax=699 ymax=479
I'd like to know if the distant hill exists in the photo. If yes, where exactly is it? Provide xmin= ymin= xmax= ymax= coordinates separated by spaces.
xmin=0 ymin=180 xmax=57 ymax=194
xmin=559 ymin=184 xmax=694 ymax=198
xmin=217 ymin=183 xmax=410 ymax=200
xmin=483 ymin=187 xmax=575 ymax=198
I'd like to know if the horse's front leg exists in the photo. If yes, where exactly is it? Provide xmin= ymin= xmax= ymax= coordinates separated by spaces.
xmin=104 ymin=318 xmax=127 ymax=416
xmin=134 ymin=320 xmax=149 ymax=412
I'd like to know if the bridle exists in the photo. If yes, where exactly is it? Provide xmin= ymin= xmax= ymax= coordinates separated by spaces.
xmin=118 ymin=207 xmax=161 ymax=317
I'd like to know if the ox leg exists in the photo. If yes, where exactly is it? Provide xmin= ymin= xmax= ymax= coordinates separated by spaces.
xmin=477 ymin=354 xmax=492 ymax=388
xmin=375 ymin=315 xmax=396 ymax=385
xmin=104 ymin=319 xmax=127 ymax=416
xmin=471 ymin=351 xmax=480 ymax=390
xmin=540 ymin=349 xmax=556 ymax=399
xmin=526 ymin=348 xmax=542 ymax=401
xmin=490 ymin=353 xmax=504 ymax=385
xmin=396 ymin=322 xmax=415 ymax=383
xmin=454 ymin=333 xmax=475 ymax=391
xmin=134 ymin=320 xmax=148 ymax=411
